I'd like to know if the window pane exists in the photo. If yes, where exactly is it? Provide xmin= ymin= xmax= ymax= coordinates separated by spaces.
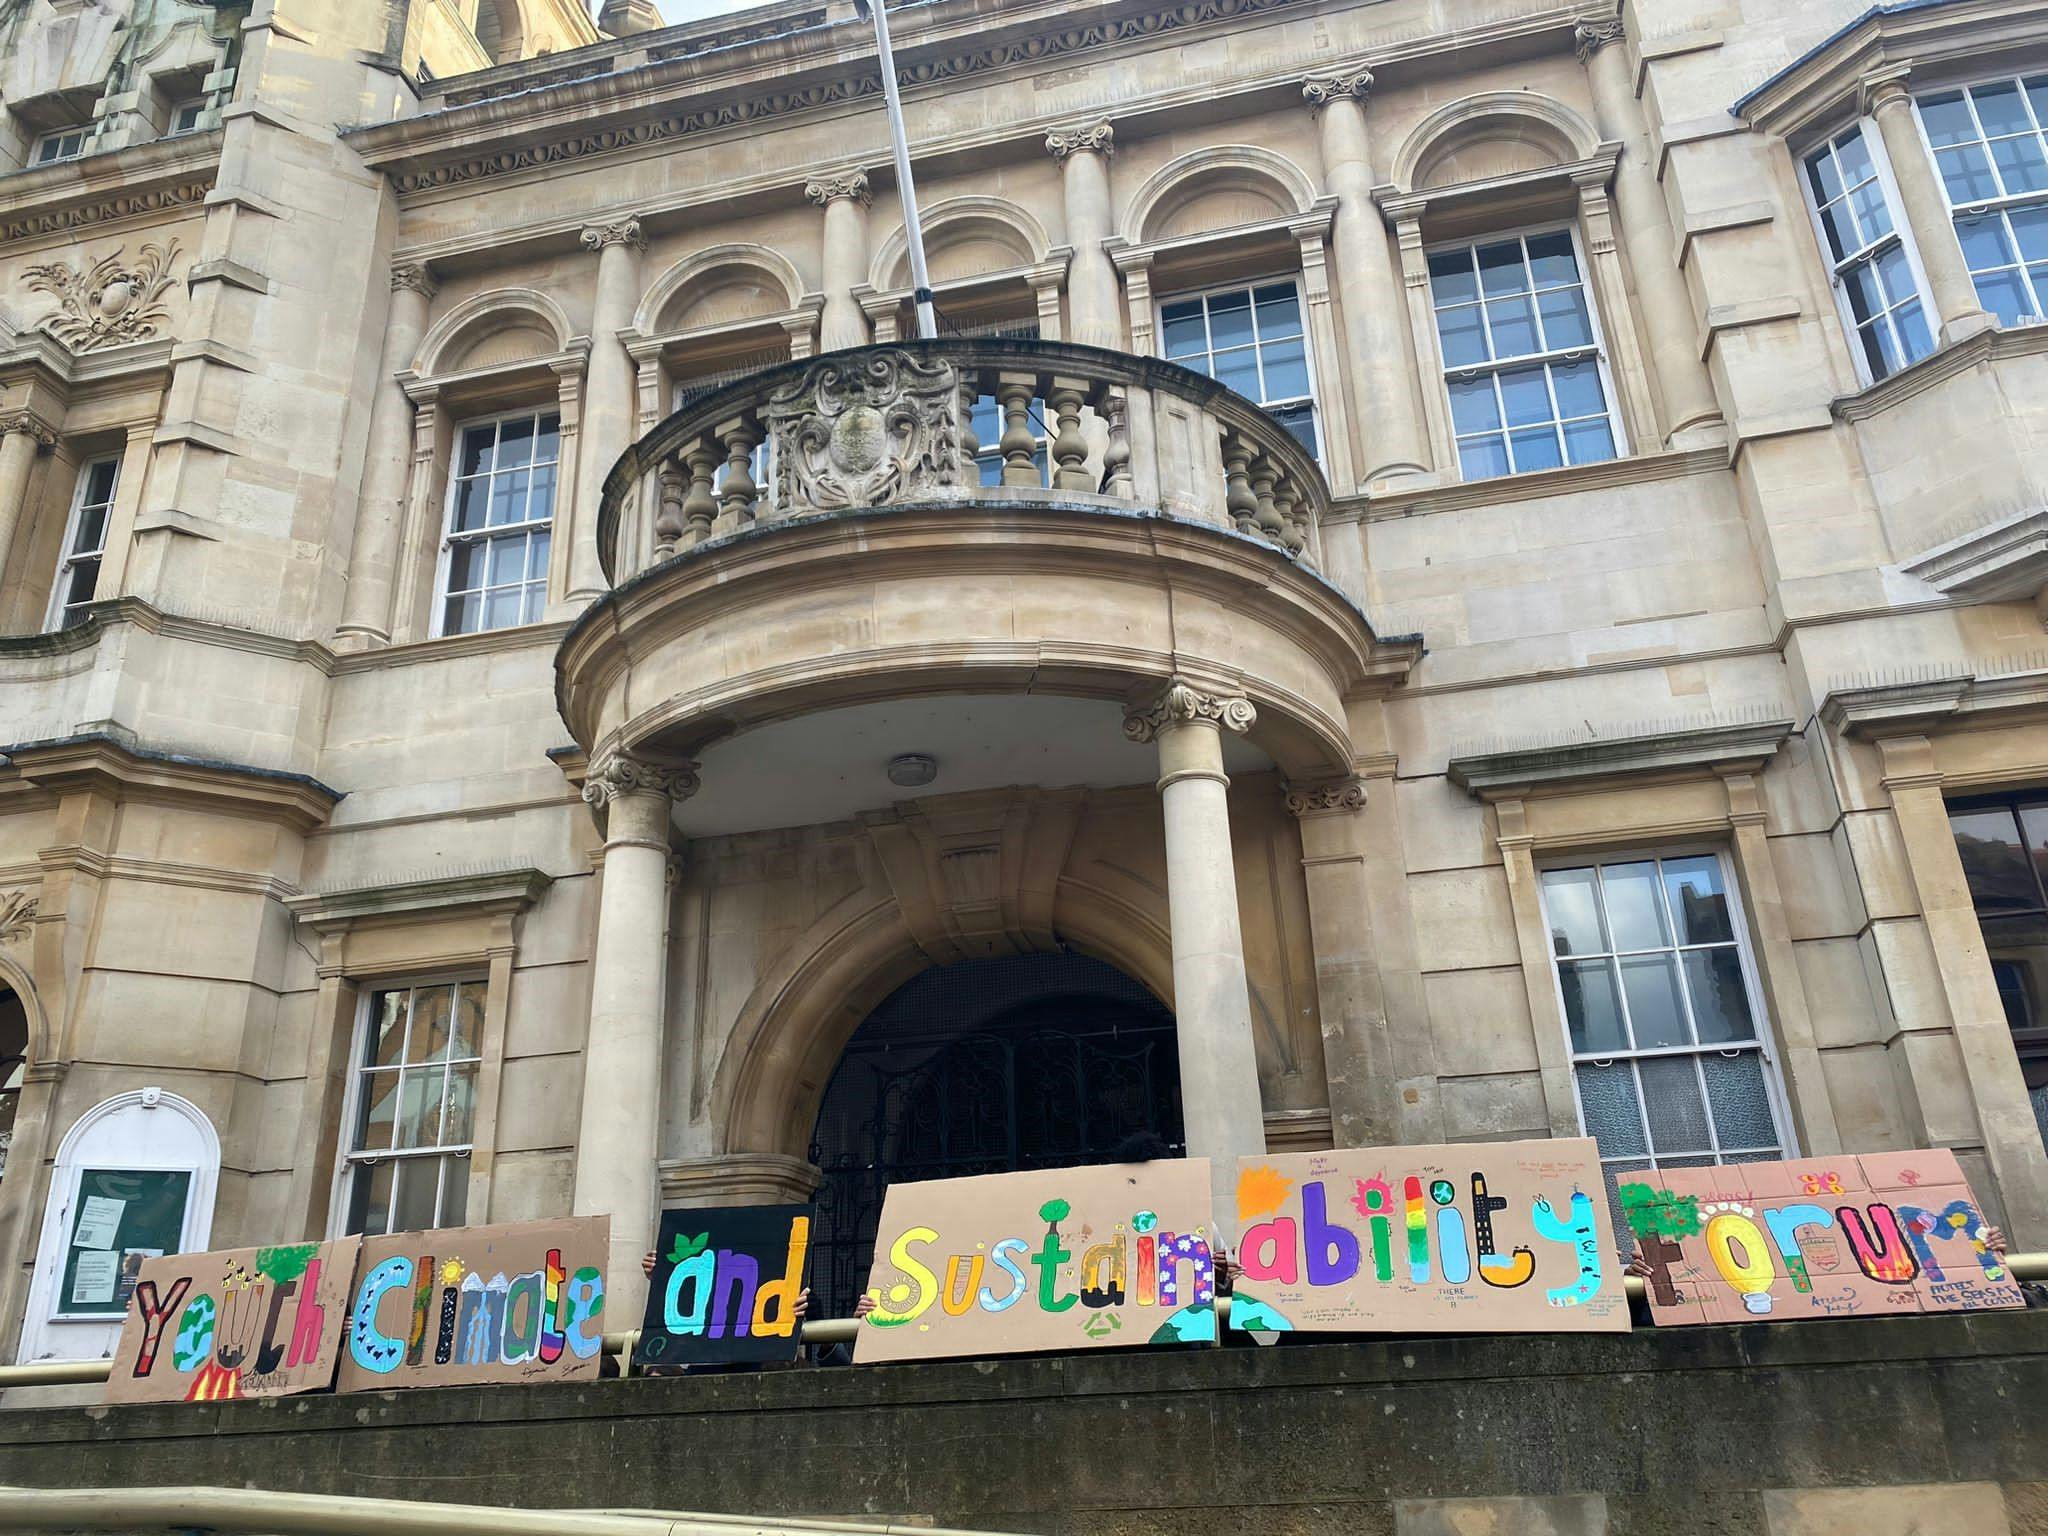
xmin=1485 ymin=295 xmax=1539 ymax=357
xmin=1975 ymin=267 xmax=2035 ymax=325
xmin=1836 ymin=125 xmax=1877 ymax=183
xmin=356 ymin=1070 xmax=398 ymax=1153
xmin=1952 ymin=807 xmax=2037 ymax=912
xmin=1816 ymin=203 xmax=1855 ymax=263
xmin=391 ymin=1158 xmax=442 ymax=1236
xmin=1936 ymin=143 xmax=2000 ymax=203
xmin=2011 ymin=205 xmax=2048 ymax=263
xmin=449 ymin=981 xmax=486 ymax=1060
xmin=1435 ymin=304 xmax=1487 ymax=367
xmin=1253 ymin=283 xmax=1302 ymax=337
xmin=441 ymin=1159 xmax=470 ymax=1228
xmin=1843 ymin=261 xmax=1884 ymax=323
xmin=488 ymin=468 xmax=530 ymax=527
xmin=526 ymin=528 xmax=552 ymax=582
xmin=85 ymin=460 xmax=119 ymax=505
xmin=1260 ymin=336 xmax=1310 ymax=400
xmin=527 ymin=460 xmax=559 ymax=519
xmin=1498 ymin=365 xmax=1553 ymax=427
xmin=452 ymin=477 xmax=489 ymax=533
xmin=413 ymin=984 xmax=455 ymax=1061
xmin=1895 ymin=299 xmax=1935 ymax=364
xmin=446 ymin=540 xmax=483 ymax=594
xmin=1971 ymin=81 xmax=2031 ymax=139
xmin=367 ymin=991 xmax=408 ymax=1067
xmin=2030 ymin=77 xmax=2048 ymax=132
xmin=483 ymin=586 xmax=523 ymax=631
xmin=443 ymin=592 xmax=481 ymax=636
xmin=1873 ymin=242 xmax=1919 ymax=305
xmin=1207 ymin=290 xmax=1253 ymax=348
xmin=1700 ymin=1052 xmax=1778 ymax=1151
xmin=1638 ymin=1056 xmax=1712 ymax=1153
xmin=1561 ymin=958 xmax=1627 ymax=1054
xmin=495 ymin=414 xmax=536 ymax=467
xmin=1477 ymin=241 xmax=1529 ymax=296
xmin=345 ymin=1160 xmax=395 ymax=1237
xmin=1448 ymin=377 xmax=1502 ymax=435
xmin=1272 ymin=404 xmax=1319 ymax=460
xmin=72 ymin=502 xmax=108 ymax=556
xmin=1551 ymin=358 xmax=1609 ymax=421
xmin=1458 ymin=436 xmax=1509 ymax=481
xmin=1619 ymin=954 xmax=1688 ymax=1049
xmin=1542 ymin=867 xmax=1606 ymax=955
xmin=1160 ymin=303 xmax=1206 ymax=356
xmin=1805 ymin=145 xmax=1843 ymax=206
xmin=1991 ymin=133 xmax=2048 ymax=196
xmin=1428 ymin=249 xmax=1479 ymax=305
xmin=1661 ymin=856 xmax=1733 ymax=945
xmin=1525 ymin=231 xmax=1579 ymax=288
xmin=458 ymin=425 xmax=495 ymax=477
xmin=487 ymin=533 xmax=526 ymax=587
xmin=394 ymin=1064 xmax=446 ymax=1149
xmin=1603 ymin=862 xmax=1671 ymax=951
xmin=1918 ymin=92 xmax=1978 ymax=148
xmin=1536 ymin=285 xmax=1593 ymax=349
xmin=1508 ymin=425 xmax=1562 ymax=474
xmin=1956 ymin=213 xmax=2018 ymax=270
xmin=1847 ymin=176 xmax=1892 ymax=243
xmin=57 ymin=559 xmax=100 ymax=622
xmin=1683 ymin=949 xmax=1757 ymax=1044
xmin=1562 ymin=417 xmax=1617 ymax=465
xmin=442 ymin=1063 xmax=479 ymax=1146
xmin=1575 ymin=1062 xmax=1648 ymax=1157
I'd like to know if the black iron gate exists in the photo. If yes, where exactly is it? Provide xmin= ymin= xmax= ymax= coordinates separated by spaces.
xmin=806 ymin=951 xmax=1184 ymax=1321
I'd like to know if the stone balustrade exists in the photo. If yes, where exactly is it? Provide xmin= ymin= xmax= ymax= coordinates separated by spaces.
xmin=596 ymin=338 xmax=1327 ymax=585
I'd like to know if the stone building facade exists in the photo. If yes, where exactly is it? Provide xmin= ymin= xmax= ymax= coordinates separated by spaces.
xmin=2 ymin=0 xmax=2047 ymax=1367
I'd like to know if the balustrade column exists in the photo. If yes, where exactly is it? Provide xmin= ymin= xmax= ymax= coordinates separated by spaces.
xmin=1125 ymin=679 xmax=1267 ymax=1236
xmin=1048 ymin=122 xmax=1122 ymax=349
xmin=573 ymin=750 xmax=697 ymax=1320
xmin=807 ymin=169 xmax=873 ymax=353
xmin=1862 ymin=66 xmax=1995 ymax=345
xmin=0 ymin=411 xmax=54 ymax=587
xmin=1576 ymin=22 xmax=1725 ymax=444
xmin=1304 ymin=69 xmax=1430 ymax=486
xmin=572 ymin=217 xmax=647 ymax=604
xmin=336 ymin=264 xmax=435 ymax=649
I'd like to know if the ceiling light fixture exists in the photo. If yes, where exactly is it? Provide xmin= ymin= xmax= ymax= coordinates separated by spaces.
xmin=887 ymin=753 xmax=938 ymax=788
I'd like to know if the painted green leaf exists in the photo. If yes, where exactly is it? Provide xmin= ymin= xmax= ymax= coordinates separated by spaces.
xmin=1040 ymin=1198 xmax=1071 ymax=1224
xmin=666 ymin=1231 xmax=710 ymax=1265
xmin=255 ymin=1243 xmax=318 ymax=1284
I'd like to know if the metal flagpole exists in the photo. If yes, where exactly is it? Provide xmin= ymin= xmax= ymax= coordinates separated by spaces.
xmin=858 ymin=0 xmax=938 ymax=339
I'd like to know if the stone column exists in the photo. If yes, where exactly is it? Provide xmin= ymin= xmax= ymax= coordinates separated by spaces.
xmin=807 ymin=169 xmax=872 ymax=353
xmin=1286 ymin=777 xmax=1398 ymax=1147
xmin=1048 ymin=122 xmax=1122 ymax=350
xmin=0 ymin=411 xmax=54 ymax=585
xmin=571 ymin=217 xmax=646 ymax=604
xmin=1879 ymin=736 xmax=2048 ymax=1245
xmin=1303 ymin=69 xmax=1430 ymax=487
xmin=1125 ymin=678 xmax=1267 ymax=1235
xmin=1576 ymin=20 xmax=1725 ymax=445
xmin=337 ymin=264 xmax=436 ymax=650
xmin=1863 ymin=66 xmax=1994 ymax=345
xmin=1388 ymin=209 xmax=1458 ymax=471
xmin=572 ymin=749 xmax=697 ymax=1320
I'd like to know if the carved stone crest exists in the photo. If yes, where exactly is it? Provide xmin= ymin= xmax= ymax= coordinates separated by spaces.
xmin=23 ymin=240 xmax=181 ymax=351
xmin=0 ymin=890 xmax=37 ymax=944
xmin=764 ymin=350 xmax=962 ymax=512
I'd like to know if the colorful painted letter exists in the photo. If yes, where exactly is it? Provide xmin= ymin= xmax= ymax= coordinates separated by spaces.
xmin=635 ymin=1203 xmax=815 ymax=1369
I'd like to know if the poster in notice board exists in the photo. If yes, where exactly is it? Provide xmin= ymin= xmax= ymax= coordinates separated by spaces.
xmin=59 ymin=1168 xmax=192 ymax=1318
xmin=634 ymin=1204 xmax=814 ymax=1370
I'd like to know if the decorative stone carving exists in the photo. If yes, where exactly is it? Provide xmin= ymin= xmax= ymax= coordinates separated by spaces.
xmin=22 ymin=239 xmax=181 ymax=351
xmin=390 ymin=263 xmax=438 ymax=299
xmin=804 ymin=168 xmax=871 ymax=207
xmin=1573 ymin=18 xmax=1626 ymax=61
xmin=0 ymin=889 xmax=36 ymax=943
xmin=0 ymin=412 xmax=56 ymax=449
xmin=1123 ymin=677 xmax=1258 ymax=743
xmin=0 ymin=180 xmax=212 ymax=244
xmin=764 ymin=349 xmax=963 ymax=511
xmin=1302 ymin=68 xmax=1372 ymax=108
xmin=1283 ymin=777 xmax=1367 ymax=816
xmin=579 ymin=217 xmax=645 ymax=253
xmin=1046 ymin=121 xmax=1114 ymax=160
xmin=582 ymin=751 xmax=700 ymax=807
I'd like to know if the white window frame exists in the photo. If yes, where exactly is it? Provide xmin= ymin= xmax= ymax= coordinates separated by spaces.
xmin=1534 ymin=845 xmax=1800 ymax=1190
xmin=46 ymin=456 xmax=118 ymax=632
xmin=1914 ymin=70 xmax=2048 ymax=327
xmin=1155 ymin=274 xmax=1325 ymax=462
xmin=1797 ymin=119 xmax=1940 ymax=385
xmin=328 ymin=975 xmax=486 ymax=1240
xmin=431 ymin=405 xmax=560 ymax=639
xmin=1423 ymin=221 xmax=1630 ymax=485
xmin=31 ymin=128 xmax=87 ymax=166
xmin=165 ymin=98 xmax=207 ymax=138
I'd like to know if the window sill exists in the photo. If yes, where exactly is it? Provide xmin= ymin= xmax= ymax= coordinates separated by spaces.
xmin=1834 ymin=317 xmax=2048 ymax=422
xmin=1337 ymin=447 xmax=1727 ymax=524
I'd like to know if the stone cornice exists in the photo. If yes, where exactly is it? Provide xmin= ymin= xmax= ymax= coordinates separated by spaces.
xmin=1734 ymin=0 xmax=2048 ymax=138
xmin=1821 ymin=666 xmax=2048 ymax=739
xmin=0 ymin=730 xmax=341 ymax=833
xmin=1375 ymin=145 xmax=1622 ymax=223
xmin=1834 ymin=320 xmax=2048 ymax=422
xmin=0 ymin=330 xmax=176 ymax=396
xmin=1899 ymin=508 xmax=2048 ymax=603
xmin=1336 ymin=446 xmax=1725 ymax=526
xmin=0 ymin=133 xmax=221 ymax=249
xmin=283 ymin=865 xmax=554 ymax=932
xmin=1447 ymin=717 xmax=1796 ymax=798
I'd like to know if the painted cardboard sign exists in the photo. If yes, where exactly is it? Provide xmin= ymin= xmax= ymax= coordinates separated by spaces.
xmin=1227 ymin=1140 xmax=1629 ymax=1335
xmin=334 ymin=1217 xmax=610 ymax=1392
xmin=635 ymin=1204 xmax=814 ymax=1369
xmin=103 ymin=1237 xmax=362 ymax=1403
xmin=1619 ymin=1149 xmax=2025 ymax=1325
xmin=854 ymin=1158 xmax=1216 ymax=1363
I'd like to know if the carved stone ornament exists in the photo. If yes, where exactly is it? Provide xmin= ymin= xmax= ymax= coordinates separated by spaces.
xmin=1283 ymin=777 xmax=1367 ymax=816
xmin=804 ymin=168 xmax=871 ymax=207
xmin=1302 ymin=68 xmax=1372 ymax=109
xmin=1046 ymin=121 xmax=1114 ymax=160
xmin=0 ymin=412 xmax=56 ymax=449
xmin=390 ymin=263 xmax=439 ymax=299
xmin=1573 ymin=18 xmax=1626 ymax=61
xmin=765 ymin=349 xmax=963 ymax=512
xmin=581 ymin=751 xmax=701 ymax=807
xmin=23 ymin=239 xmax=181 ymax=351
xmin=0 ymin=889 xmax=37 ymax=944
xmin=579 ymin=217 xmax=646 ymax=253
xmin=1123 ymin=677 xmax=1258 ymax=743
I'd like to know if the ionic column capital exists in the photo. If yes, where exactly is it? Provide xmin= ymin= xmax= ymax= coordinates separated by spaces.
xmin=583 ymin=749 xmax=700 ymax=807
xmin=1302 ymin=67 xmax=1372 ymax=111
xmin=1123 ymin=676 xmax=1257 ymax=743
xmin=580 ymin=216 xmax=647 ymax=254
xmin=390 ymin=262 xmax=438 ymax=300
xmin=1283 ymin=776 xmax=1367 ymax=817
xmin=0 ymin=410 xmax=56 ymax=448
xmin=804 ymin=168 xmax=872 ymax=207
xmin=1573 ymin=17 xmax=1626 ymax=62
xmin=1046 ymin=120 xmax=1114 ymax=161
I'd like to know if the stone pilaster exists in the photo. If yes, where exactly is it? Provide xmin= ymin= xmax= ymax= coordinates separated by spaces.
xmin=337 ymin=263 xmax=436 ymax=650
xmin=0 ymin=411 xmax=56 ymax=592
xmin=572 ymin=218 xmax=647 ymax=604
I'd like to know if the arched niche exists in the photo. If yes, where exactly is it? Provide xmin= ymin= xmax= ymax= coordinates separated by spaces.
xmin=473 ymin=0 xmax=524 ymax=64
xmin=1121 ymin=146 xmax=1318 ymax=246
xmin=413 ymin=287 xmax=574 ymax=377
xmin=1389 ymin=91 xmax=1602 ymax=196
xmin=17 ymin=1089 xmax=219 ymax=1363
xmin=636 ymin=246 xmax=805 ymax=338
xmin=870 ymin=198 xmax=1050 ymax=291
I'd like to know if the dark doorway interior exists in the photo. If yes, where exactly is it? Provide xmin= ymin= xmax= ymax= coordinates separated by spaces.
xmin=807 ymin=951 xmax=1183 ymax=1321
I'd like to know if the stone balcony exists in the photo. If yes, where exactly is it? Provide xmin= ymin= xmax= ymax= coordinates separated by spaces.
xmin=596 ymin=338 xmax=1327 ymax=584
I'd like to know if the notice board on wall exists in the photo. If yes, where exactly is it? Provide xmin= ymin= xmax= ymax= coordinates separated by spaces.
xmin=59 ymin=1168 xmax=192 ymax=1319
xmin=635 ymin=1204 xmax=814 ymax=1370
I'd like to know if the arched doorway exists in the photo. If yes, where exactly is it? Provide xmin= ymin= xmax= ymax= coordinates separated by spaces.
xmin=806 ymin=950 xmax=1183 ymax=1320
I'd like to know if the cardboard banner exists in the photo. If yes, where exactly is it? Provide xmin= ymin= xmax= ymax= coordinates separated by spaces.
xmin=103 ymin=1238 xmax=361 ymax=1403
xmin=334 ymin=1217 xmax=610 ymax=1392
xmin=635 ymin=1204 xmax=814 ymax=1369
xmin=1228 ymin=1140 xmax=1629 ymax=1334
xmin=854 ymin=1159 xmax=1215 ymax=1363
xmin=1618 ymin=1150 xmax=2025 ymax=1324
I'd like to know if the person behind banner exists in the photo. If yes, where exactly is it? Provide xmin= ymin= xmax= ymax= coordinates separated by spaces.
xmin=632 ymin=1254 xmax=879 ymax=1372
